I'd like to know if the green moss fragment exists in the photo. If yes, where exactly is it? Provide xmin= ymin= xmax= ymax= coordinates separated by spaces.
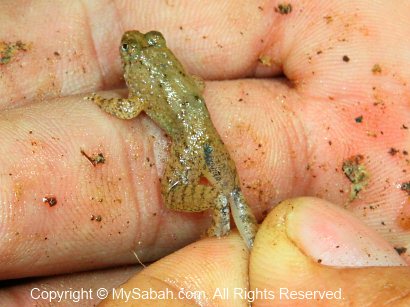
xmin=342 ymin=155 xmax=369 ymax=201
xmin=0 ymin=40 xmax=30 ymax=65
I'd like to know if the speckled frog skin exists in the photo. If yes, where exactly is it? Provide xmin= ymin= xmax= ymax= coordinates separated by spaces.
xmin=89 ymin=30 xmax=258 ymax=248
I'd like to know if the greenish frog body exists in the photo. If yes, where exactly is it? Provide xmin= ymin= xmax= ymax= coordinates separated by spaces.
xmin=89 ymin=31 xmax=257 ymax=248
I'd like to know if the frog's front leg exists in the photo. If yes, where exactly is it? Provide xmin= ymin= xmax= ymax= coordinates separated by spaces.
xmin=86 ymin=93 xmax=147 ymax=119
xmin=162 ymin=155 xmax=230 ymax=237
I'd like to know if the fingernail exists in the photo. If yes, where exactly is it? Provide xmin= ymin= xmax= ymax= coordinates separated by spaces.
xmin=286 ymin=197 xmax=407 ymax=267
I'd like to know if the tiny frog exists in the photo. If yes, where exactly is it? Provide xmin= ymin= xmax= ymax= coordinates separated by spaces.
xmin=88 ymin=31 xmax=258 ymax=248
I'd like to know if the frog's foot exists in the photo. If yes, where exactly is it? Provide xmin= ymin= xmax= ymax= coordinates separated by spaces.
xmin=206 ymin=194 xmax=230 ymax=237
xmin=84 ymin=92 xmax=100 ymax=100
xmin=85 ymin=93 xmax=146 ymax=120
xmin=230 ymin=188 xmax=258 ymax=249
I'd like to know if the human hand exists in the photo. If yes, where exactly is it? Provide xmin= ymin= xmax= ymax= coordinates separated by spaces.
xmin=0 ymin=0 xmax=409 ymax=305
xmin=1 ymin=198 xmax=408 ymax=305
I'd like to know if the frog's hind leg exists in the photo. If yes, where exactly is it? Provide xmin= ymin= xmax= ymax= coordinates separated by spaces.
xmin=162 ymin=165 xmax=230 ymax=237
xmin=230 ymin=188 xmax=258 ymax=249
xmin=203 ymin=142 xmax=258 ymax=248
xmin=86 ymin=93 xmax=147 ymax=119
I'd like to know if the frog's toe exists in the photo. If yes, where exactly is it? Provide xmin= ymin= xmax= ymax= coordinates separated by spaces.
xmin=206 ymin=224 xmax=230 ymax=238
xmin=206 ymin=194 xmax=230 ymax=237
xmin=207 ymin=213 xmax=230 ymax=238
xmin=83 ymin=93 xmax=97 ymax=101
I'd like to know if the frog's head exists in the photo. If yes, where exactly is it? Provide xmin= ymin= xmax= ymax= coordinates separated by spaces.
xmin=120 ymin=30 xmax=167 ymax=63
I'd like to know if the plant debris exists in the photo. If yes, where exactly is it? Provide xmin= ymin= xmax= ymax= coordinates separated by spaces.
xmin=0 ymin=40 xmax=30 ymax=65
xmin=342 ymin=155 xmax=369 ymax=201
xmin=258 ymin=54 xmax=272 ymax=66
xmin=81 ymin=149 xmax=105 ymax=166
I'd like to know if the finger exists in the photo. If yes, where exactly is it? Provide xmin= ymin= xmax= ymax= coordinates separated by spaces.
xmin=278 ymin=1 xmax=410 ymax=99
xmin=275 ymin=1 xmax=410 ymax=261
xmin=250 ymin=197 xmax=410 ymax=306
xmin=1 ymin=81 xmax=285 ymax=279
xmin=99 ymin=233 xmax=250 ymax=306
xmin=0 ymin=266 xmax=139 ymax=305
xmin=3 ymin=1 xmax=410 ymax=107
xmin=0 ymin=0 xmax=276 ymax=109
xmin=0 ymin=93 xmax=211 ymax=280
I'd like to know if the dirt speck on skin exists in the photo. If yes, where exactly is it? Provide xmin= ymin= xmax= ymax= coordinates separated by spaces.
xmin=388 ymin=147 xmax=400 ymax=156
xmin=323 ymin=15 xmax=333 ymax=24
xmin=355 ymin=115 xmax=363 ymax=123
xmin=13 ymin=183 xmax=23 ymax=201
xmin=397 ymin=209 xmax=410 ymax=230
xmin=342 ymin=155 xmax=369 ymax=201
xmin=258 ymin=54 xmax=272 ymax=67
xmin=372 ymin=64 xmax=382 ymax=74
xmin=394 ymin=246 xmax=407 ymax=255
xmin=91 ymin=215 xmax=102 ymax=222
xmin=275 ymin=3 xmax=292 ymax=14
xmin=42 ymin=196 xmax=57 ymax=207
xmin=400 ymin=182 xmax=410 ymax=195
xmin=81 ymin=149 xmax=105 ymax=166
xmin=0 ymin=40 xmax=30 ymax=65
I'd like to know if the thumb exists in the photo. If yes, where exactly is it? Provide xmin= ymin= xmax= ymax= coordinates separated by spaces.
xmin=250 ymin=197 xmax=409 ymax=306
xmin=99 ymin=233 xmax=251 ymax=306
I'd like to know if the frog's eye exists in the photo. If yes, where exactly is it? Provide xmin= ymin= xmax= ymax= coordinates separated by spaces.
xmin=121 ymin=43 xmax=129 ymax=51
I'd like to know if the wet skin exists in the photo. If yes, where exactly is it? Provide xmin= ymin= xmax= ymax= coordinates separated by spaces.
xmin=88 ymin=31 xmax=258 ymax=248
